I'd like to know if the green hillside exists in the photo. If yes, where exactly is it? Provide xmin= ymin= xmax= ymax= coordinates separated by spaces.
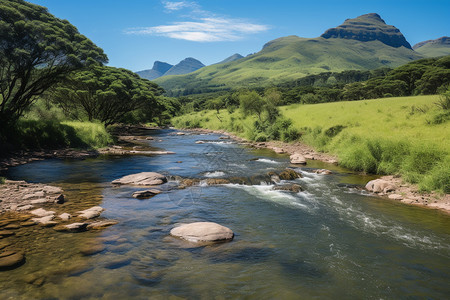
xmin=156 ymin=38 xmax=423 ymax=94
xmin=414 ymin=37 xmax=450 ymax=57
xmin=156 ymin=13 xmax=424 ymax=95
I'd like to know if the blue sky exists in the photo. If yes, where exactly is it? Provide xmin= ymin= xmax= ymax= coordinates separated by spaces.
xmin=29 ymin=0 xmax=450 ymax=71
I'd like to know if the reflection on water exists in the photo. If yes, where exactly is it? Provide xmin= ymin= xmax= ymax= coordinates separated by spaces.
xmin=1 ymin=129 xmax=450 ymax=299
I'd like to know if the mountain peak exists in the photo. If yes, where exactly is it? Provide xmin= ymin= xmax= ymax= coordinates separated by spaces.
xmin=321 ymin=13 xmax=412 ymax=49
xmin=164 ymin=57 xmax=205 ymax=76
xmin=216 ymin=53 xmax=244 ymax=64
xmin=152 ymin=61 xmax=173 ymax=74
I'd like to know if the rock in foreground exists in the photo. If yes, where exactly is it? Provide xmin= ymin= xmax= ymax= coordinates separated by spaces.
xmin=112 ymin=172 xmax=167 ymax=186
xmin=170 ymin=222 xmax=234 ymax=243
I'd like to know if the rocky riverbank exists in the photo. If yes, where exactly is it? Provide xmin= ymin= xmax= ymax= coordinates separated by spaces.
xmin=184 ymin=128 xmax=450 ymax=214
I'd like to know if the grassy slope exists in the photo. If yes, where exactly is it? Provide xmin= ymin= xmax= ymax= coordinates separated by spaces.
xmin=172 ymin=95 xmax=449 ymax=193
xmin=415 ymin=44 xmax=450 ymax=58
xmin=156 ymin=37 xmax=423 ymax=92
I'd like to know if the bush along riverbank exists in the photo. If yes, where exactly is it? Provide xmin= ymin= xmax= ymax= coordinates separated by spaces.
xmin=172 ymin=95 xmax=449 ymax=211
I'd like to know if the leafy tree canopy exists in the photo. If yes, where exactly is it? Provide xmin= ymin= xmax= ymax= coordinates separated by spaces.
xmin=0 ymin=0 xmax=107 ymax=129
xmin=51 ymin=66 xmax=164 ymax=126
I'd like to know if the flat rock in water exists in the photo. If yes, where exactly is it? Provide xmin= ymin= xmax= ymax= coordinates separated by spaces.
xmin=112 ymin=172 xmax=167 ymax=186
xmin=80 ymin=242 xmax=105 ymax=256
xmin=58 ymin=213 xmax=72 ymax=221
xmin=30 ymin=208 xmax=55 ymax=217
xmin=290 ymin=153 xmax=307 ymax=165
xmin=87 ymin=220 xmax=118 ymax=230
xmin=77 ymin=206 xmax=104 ymax=219
xmin=54 ymin=222 xmax=88 ymax=232
xmin=0 ymin=230 xmax=15 ymax=238
xmin=170 ymin=222 xmax=234 ymax=243
xmin=0 ymin=252 xmax=25 ymax=270
xmin=132 ymin=189 xmax=161 ymax=199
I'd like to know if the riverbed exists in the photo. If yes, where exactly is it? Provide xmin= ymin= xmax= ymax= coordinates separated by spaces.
xmin=1 ymin=129 xmax=449 ymax=299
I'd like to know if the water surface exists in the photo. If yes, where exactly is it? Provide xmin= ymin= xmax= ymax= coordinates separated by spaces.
xmin=2 ymin=129 xmax=449 ymax=299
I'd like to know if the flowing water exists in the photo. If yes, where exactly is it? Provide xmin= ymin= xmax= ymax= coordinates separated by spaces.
xmin=1 ymin=129 xmax=449 ymax=299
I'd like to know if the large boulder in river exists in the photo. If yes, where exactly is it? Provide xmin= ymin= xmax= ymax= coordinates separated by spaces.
xmin=290 ymin=153 xmax=307 ymax=164
xmin=112 ymin=172 xmax=167 ymax=186
xmin=170 ymin=222 xmax=234 ymax=243
xmin=365 ymin=179 xmax=395 ymax=194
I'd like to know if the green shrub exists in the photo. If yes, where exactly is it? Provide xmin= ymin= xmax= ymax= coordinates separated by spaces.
xmin=281 ymin=128 xmax=301 ymax=142
xmin=255 ymin=133 xmax=268 ymax=142
xmin=9 ymin=120 xmax=111 ymax=149
xmin=419 ymin=158 xmax=450 ymax=193
xmin=0 ymin=177 xmax=5 ymax=184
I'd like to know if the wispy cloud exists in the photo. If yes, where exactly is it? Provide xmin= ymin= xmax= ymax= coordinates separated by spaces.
xmin=163 ymin=1 xmax=197 ymax=12
xmin=125 ymin=1 xmax=269 ymax=42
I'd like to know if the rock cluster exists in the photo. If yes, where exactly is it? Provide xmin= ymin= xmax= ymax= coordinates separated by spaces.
xmin=0 ymin=181 xmax=65 ymax=214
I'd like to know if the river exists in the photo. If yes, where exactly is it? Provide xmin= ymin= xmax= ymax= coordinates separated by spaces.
xmin=1 ymin=129 xmax=449 ymax=299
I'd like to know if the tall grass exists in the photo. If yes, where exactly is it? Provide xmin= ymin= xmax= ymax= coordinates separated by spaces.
xmin=172 ymin=95 xmax=449 ymax=193
xmin=7 ymin=120 xmax=112 ymax=150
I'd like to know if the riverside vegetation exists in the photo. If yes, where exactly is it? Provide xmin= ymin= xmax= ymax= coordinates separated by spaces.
xmin=0 ymin=0 xmax=179 ymax=155
xmin=173 ymin=93 xmax=450 ymax=194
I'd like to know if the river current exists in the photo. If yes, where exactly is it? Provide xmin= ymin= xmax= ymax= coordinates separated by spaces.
xmin=2 ymin=129 xmax=449 ymax=299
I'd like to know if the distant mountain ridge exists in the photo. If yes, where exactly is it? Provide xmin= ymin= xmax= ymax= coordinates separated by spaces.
xmin=154 ymin=13 xmax=424 ymax=95
xmin=413 ymin=37 xmax=450 ymax=57
xmin=320 ymin=13 xmax=412 ymax=49
xmin=136 ymin=57 xmax=204 ymax=80
xmin=413 ymin=36 xmax=450 ymax=49
xmin=164 ymin=57 xmax=205 ymax=76
xmin=216 ymin=53 xmax=244 ymax=64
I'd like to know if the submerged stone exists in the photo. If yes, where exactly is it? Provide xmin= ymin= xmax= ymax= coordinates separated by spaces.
xmin=132 ymin=189 xmax=161 ymax=199
xmin=0 ymin=252 xmax=25 ymax=270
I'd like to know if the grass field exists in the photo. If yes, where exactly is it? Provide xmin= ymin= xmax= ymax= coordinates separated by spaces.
xmin=172 ymin=95 xmax=449 ymax=193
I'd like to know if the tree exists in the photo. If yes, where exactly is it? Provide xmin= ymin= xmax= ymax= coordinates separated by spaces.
xmin=239 ymin=91 xmax=264 ymax=121
xmin=0 ymin=0 xmax=107 ymax=130
xmin=51 ymin=66 xmax=164 ymax=126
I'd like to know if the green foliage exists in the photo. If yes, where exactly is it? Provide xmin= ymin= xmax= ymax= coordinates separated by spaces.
xmin=435 ymin=88 xmax=450 ymax=110
xmin=0 ymin=0 xmax=107 ymax=132
xmin=7 ymin=120 xmax=112 ymax=150
xmin=50 ymin=66 xmax=164 ymax=126
xmin=0 ymin=177 xmax=5 ymax=184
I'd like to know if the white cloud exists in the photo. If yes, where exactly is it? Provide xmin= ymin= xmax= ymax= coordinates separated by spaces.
xmin=163 ymin=1 xmax=195 ymax=12
xmin=126 ymin=17 xmax=269 ymax=42
xmin=125 ymin=1 xmax=270 ymax=42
